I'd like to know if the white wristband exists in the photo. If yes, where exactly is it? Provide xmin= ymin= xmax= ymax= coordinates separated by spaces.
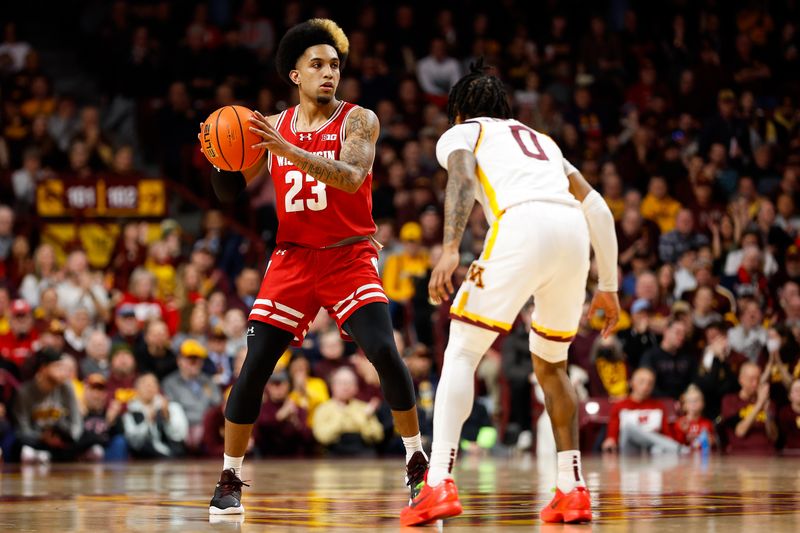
xmin=580 ymin=190 xmax=618 ymax=292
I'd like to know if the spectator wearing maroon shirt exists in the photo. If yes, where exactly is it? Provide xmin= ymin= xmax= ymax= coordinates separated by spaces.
xmin=601 ymin=367 xmax=685 ymax=454
xmin=0 ymin=299 xmax=39 ymax=375
xmin=672 ymin=385 xmax=717 ymax=449
xmin=254 ymin=371 xmax=313 ymax=456
xmin=641 ymin=320 xmax=696 ymax=400
xmin=778 ymin=379 xmax=800 ymax=454
xmin=720 ymin=362 xmax=778 ymax=455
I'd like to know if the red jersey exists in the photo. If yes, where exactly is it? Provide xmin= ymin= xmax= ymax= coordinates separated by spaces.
xmin=606 ymin=397 xmax=672 ymax=442
xmin=672 ymin=415 xmax=714 ymax=446
xmin=269 ymin=101 xmax=376 ymax=248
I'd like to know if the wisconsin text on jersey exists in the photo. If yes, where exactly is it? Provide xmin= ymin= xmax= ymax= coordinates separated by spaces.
xmin=275 ymin=151 xmax=336 ymax=167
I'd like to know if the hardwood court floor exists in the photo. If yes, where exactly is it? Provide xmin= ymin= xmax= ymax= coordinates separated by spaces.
xmin=1 ymin=454 xmax=799 ymax=532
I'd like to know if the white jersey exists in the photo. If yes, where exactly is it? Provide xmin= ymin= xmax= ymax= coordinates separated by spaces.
xmin=436 ymin=117 xmax=578 ymax=224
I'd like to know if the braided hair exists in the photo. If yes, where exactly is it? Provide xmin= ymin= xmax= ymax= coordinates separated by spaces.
xmin=446 ymin=59 xmax=512 ymax=124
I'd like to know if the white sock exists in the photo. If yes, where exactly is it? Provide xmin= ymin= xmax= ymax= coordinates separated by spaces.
xmin=428 ymin=322 xmax=497 ymax=487
xmin=402 ymin=433 xmax=425 ymax=463
xmin=223 ymin=454 xmax=244 ymax=478
xmin=556 ymin=450 xmax=585 ymax=493
xmin=427 ymin=443 xmax=459 ymax=487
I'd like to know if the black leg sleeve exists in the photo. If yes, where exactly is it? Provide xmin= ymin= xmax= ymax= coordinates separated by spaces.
xmin=343 ymin=302 xmax=417 ymax=411
xmin=225 ymin=321 xmax=294 ymax=424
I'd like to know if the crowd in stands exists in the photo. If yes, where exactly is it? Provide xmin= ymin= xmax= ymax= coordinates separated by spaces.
xmin=1 ymin=0 xmax=800 ymax=462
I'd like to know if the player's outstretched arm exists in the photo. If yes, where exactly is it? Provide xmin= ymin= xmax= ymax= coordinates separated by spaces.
xmin=248 ymin=108 xmax=378 ymax=194
xmin=565 ymin=158 xmax=620 ymax=337
xmin=428 ymin=149 xmax=477 ymax=304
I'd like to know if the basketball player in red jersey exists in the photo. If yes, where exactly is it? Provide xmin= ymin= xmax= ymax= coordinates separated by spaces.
xmin=205 ymin=19 xmax=427 ymax=515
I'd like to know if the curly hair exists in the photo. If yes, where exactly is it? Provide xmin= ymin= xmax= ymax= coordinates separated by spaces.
xmin=446 ymin=59 xmax=511 ymax=124
xmin=275 ymin=18 xmax=349 ymax=85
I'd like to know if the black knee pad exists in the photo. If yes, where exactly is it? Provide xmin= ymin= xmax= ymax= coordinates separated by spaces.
xmin=224 ymin=321 xmax=294 ymax=424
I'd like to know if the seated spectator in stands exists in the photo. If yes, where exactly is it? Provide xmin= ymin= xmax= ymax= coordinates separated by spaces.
xmin=729 ymin=245 xmax=771 ymax=302
xmin=144 ymin=240 xmax=176 ymax=301
xmin=617 ymin=208 xmax=659 ymax=272
xmin=207 ymin=291 xmax=228 ymax=329
xmin=223 ymin=309 xmax=247 ymax=357
xmin=619 ymin=298 xmax=658 ymax=371
xmin=134 ymin=320 xmax=177 ymax=381
xmin=228 ymin=267 xmax=260 ymax=315
xmin=77 ymin=373 xmax=126 ymax=461
xmin=61 ymin=354 xmax=83 ymax=402
xmin=641 ymin=319 xmax=695 ymax=399
xmin=13 ymin=349 xmax=83 ymax=462
xmin=109 ymin=222 xmax=147 ymax=293
xmin=501 ymin=306 xmax=534 ymax=446
xmin=189 ymin=243 xmax=230 ymax=299
xmin=37 ymin=318 xmax=65 ymax=355
xmin=55 ymin=250 xmax=109 ymax=323
xmin=601 ymin=367 xmax=686 ymax=454
xmin=118 ymin=267 xmax=179 ymax=335
xmin=32 ymin=288 xmax=65 ymax=333
xmin=0 ymin=206 xmax=14 ymax=264
xmin=203 ymin=389 xmax=246 ymax=458
xmin=123 ymin=373 xmax=188 ymax=459
xmin=778 ymin=379 xmax=800 ymax=454
xmin=641 ymin=175 xmax=682 ymax=234
xmin=672 ymin=384 xmax=716 ymax=450
xmin=254 ymin=371 xmax=313 ymax=456
xmin=723 ymin=230 xmax=778 ymax=278
xmin=162 ymin=340 xmax=221 ymax=451
xmin=0 ymin=299 xmax=38 ymax=376
xmin=659 ymin=209 xmax=709 ymax=264
xmin=19 ymin=243 xmax=60 ymax=307
xmin=81 ymin=330 xmax=111 ymax=378
xmin=110 ymin=304 xmax=143 ymax=348
xmin=172 ymin=302 xmax=209 ymax=352
xmin=382 ymin=222 xmax=429 ymax=312
xmin=0 ymin=366 xmax=19 ymax=460
xmin=586 ymin=334 xmax=629 ymax=399
xmin=679 ymin=259 xmax=736 ymax=319
xmin=106 ymin=344 xmax=138 ymax=405
xmin=720 ymin=362 xmax=778 ymax=454
xmin=416 ymin=37 xmax=461 ymax=104
xmin=351 ymin=351 xmax=383 ymax=403
xmin=695 ymin=322 xmax=747 ymax=419
xmin=692 ymin=286 xmax=723 ymax=330
xmin=63 ymin=306 xmax=92 ymax=359
xmin=631 ymin=271 xmax=671 ymax=332
xmin=313 ymin=329 xmax=352 ymax=384
xmin=288 ymin=353 xmax=329 ymax=424
xmin=204 ymin=326 xmax=234 ymax=387
xmin=312 ymin=367 xmax=384 ymax=456
xmin=728 ymin=298 xmax=768 ymax=362
xmin=403 ymin=344 xmax=436 ymax=439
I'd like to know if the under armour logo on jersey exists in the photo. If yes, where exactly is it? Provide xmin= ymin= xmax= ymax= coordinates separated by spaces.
xmin=275 ymin=249 xmax=287 ymax=255
xmin=298 ymin=133 xmax=313 ymax=141
xmin=246 ymin=326 xmax=255 ymax=336
xmin=321 ymin=133 xmax=337 ymax=141
xmin=467 ymin=263 xmax=485 ymax=288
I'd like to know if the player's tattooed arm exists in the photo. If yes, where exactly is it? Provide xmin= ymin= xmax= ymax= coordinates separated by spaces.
xmin=248 ymin=108 xmax=378 ymax=193
xmin=442 ymin=149 xmax=477 ymax=251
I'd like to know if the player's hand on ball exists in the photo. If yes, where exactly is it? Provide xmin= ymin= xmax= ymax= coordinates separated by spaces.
xmin=429 ymin=247 xmax=459 ymax=305
xmin=249 ymin=111 xmax=292 ymax=158
xmin=588 ymin=290 xmax=620 ymax=339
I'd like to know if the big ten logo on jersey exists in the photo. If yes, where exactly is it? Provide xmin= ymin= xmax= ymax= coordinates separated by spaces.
xmin=466 ymin=263 xmax=485 ymax=288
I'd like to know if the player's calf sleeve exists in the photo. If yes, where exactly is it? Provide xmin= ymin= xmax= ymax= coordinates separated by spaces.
xmin=343 ymin=303 xmax=416 ymax=412
xmin=224 ymin=321 xmax=294 ymax=424
xmin=429 ymin=321 xmax=498 ymax=486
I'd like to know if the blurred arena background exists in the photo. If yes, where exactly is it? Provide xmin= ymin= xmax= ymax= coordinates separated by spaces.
xmin=1 ymin=0 xmax=800 ymax=530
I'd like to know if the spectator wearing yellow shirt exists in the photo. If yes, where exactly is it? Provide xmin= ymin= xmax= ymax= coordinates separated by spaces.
xmin=381 ymin=222 xmax=430 ymax=304
xmin=145 ymin=240 xmax=177 ymax=300
xmin=287 ymin=354 xmax=329 ymax=425
xmin=641 ymin=175 xmax=682 ymax=233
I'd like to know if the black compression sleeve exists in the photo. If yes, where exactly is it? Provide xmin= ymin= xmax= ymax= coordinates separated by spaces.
xmin=211 ymin=169 xmax=247 ymax=203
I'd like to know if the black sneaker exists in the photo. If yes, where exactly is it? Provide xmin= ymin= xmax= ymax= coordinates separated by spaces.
xmin=209 ymin=468 xmax=249 ymax=515
xmin=405 ymin=451 xmax=428 ymax=503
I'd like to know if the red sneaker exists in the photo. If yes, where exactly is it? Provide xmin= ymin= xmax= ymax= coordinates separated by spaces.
xmin=540 ymin=486 xmax=592 ymax=523
xmin=400 ymin=477 xmax=463 ymax=526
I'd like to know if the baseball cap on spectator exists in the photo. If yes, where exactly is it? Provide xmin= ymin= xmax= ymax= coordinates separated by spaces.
xmin=117 ymin=304 xmax=136 ymax=318
xmin=718 ymin=89 xmax=736 ymax=102
xmin=180 ymin=339 xmax=208 ymax=358
xmin=631 ymin=298 xmax=651 ymax=314
xmin=268 ymin=371 xmax=289 ymax=383
xmin=160 ymin=218 xmax=181 ymax=238
xmin=85 ymin=373 xmax=107 ymax=388
xmin=11 ymin=299 xmax=31 ymax=315
xmin=209 ymin=325 xmax=227 ymax=341
xmin=400 ymin=222 xmax=422 ymax=242
xmin=34 ymin=347 xmax=62 ymax=372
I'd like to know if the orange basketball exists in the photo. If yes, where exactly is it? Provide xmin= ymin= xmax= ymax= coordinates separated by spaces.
xmin=200 ymin=105 xmax=265 ymax=171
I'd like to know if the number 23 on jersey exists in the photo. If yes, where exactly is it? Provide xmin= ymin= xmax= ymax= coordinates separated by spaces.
xmin=285 ymin=170 xmax=328 ymax=212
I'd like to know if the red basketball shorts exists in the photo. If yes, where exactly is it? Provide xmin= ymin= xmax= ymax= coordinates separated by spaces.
xmin=249 ymin=240 xmax=389 ymax=345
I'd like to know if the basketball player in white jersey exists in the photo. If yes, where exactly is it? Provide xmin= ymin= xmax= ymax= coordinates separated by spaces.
xmin=400 ymin=63 xmax=620 ymax=526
